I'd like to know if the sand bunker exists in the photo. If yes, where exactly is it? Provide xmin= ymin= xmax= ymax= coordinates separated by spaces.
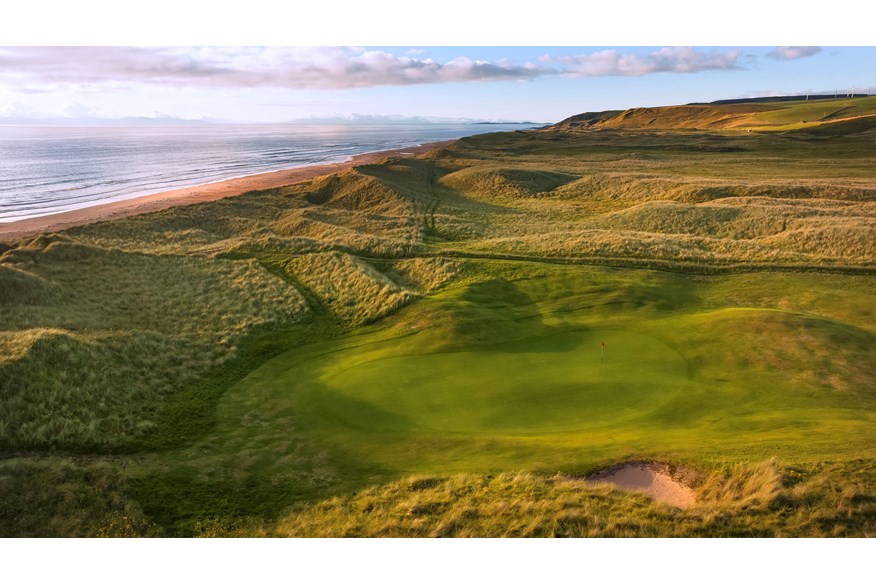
xmin=587 ymin=462 xmax=696 ymax=509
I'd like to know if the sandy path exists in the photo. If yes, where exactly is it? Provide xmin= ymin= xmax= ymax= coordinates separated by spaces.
xmin=587 ymin=462 xmax=696 ymax=509
xmin=0 ymin=140 xmax=454 ymax=242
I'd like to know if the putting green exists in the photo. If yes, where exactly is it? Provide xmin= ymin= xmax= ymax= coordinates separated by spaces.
xmin=315 ymin=330 xmax=689 ymax=435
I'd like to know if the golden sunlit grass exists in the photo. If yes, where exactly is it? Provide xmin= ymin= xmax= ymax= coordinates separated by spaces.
xmin=192 ymin=459 xmax=873 ymax=538
xmin=286 ymin=251 xmax=416 ymax=325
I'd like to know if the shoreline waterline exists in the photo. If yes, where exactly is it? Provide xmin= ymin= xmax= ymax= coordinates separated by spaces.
xmin=0 ymin=139 xmax=453 ymax=242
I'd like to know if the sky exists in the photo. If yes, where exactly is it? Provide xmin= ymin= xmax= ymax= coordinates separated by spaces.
xmin=1 ymin=45 xmax=873 ymax=125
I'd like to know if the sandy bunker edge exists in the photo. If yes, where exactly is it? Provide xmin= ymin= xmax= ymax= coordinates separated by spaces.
xmin=585 ymin=461 xmax=697 ymax=509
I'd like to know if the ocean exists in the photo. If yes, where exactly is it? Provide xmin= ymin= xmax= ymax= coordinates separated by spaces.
xmin=0 ymin=123 xmax=537 ymax=222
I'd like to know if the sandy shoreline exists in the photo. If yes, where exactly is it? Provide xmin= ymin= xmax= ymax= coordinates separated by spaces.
xmin=0 ymin=140 xmax=454 ymax=242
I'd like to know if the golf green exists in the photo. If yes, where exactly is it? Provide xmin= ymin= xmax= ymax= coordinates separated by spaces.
xmin=315 ymin=329 xmax=688 ymax=435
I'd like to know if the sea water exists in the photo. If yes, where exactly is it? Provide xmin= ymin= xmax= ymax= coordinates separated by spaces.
xmin=0 ymin=123 xmax=537 ymax=222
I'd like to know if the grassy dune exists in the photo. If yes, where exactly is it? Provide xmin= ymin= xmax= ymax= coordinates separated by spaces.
xmin=553 ymin=96 xmax=876 ymax=132
xmin=0 ymin=97 xmax=874 ymax=536
xmin=0 ymin=236 xmax=309 ymax=450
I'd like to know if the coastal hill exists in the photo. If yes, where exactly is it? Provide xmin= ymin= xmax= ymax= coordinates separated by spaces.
xmin=1 ymin=96 xmax=874 ymax=537
xmin=550 ymin=95 xmax=876 ymax=132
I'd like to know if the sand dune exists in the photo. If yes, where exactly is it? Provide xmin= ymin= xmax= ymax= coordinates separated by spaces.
xmin=0 ymin=141 xmax=452 ymax=242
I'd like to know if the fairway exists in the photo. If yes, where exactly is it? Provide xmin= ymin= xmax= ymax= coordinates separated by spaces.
xmin=205 ymin=263 xmax=874 ymax=485
xmin=317 ymin=329 xmax=687 ymax=434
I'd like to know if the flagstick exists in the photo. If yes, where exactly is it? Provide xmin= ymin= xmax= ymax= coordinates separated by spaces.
xmin=601 ymin=342 xmax=604 ymax=363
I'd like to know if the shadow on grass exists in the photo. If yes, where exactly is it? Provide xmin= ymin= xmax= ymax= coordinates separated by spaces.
xmin=129 ymin=380 xmax=409 ymax=535
xmin=127 ymin=431 xmax=399 ymax=537
xmin=133 ymin=320 xmax=333 ymax=453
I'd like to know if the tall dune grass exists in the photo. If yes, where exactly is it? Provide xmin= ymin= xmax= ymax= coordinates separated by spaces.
xmin=1 ymin=239 xmax=309 ymax=450
xmin=286 ymin=251 xmax=416 ymax=325
xmin=205 ymin=459 xmax=873 ymax=538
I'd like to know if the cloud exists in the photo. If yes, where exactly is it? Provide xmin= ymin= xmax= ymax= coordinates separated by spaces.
xmin=554 ymin=47 xmax=741 ymax=76
xmin=766 ymin=46 xmax=821 ymax=60
xmin=0 ymin=47 xmax=745 ymax=93
xmin=0 ymin=47 xmax=547 ymax=91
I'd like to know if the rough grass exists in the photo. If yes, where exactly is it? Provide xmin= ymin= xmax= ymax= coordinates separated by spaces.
xmin=66 ymin=170 xmax=420 ymax=258
xmin=0 ymin=236 xmax=309 ymax=450
xmin=286 ymin=251 xmax=417 ymax=325
xmin=0 ymin=458 xmax=157 ymax=537
xmin=382 ymin=257 xmax=460 ymax=293
xmin=424 ymin=129 xmax=876 ymax=266
xmin=439 ymin=167 xmax=578 ymax=200
xmin=200 ymin=459 xmax=874 ymax=537
xmin=304 ymin=170 xmax=410 ymax=214
xmin=0 ymin=329 xmax=219 ymax=449
xmin=0 ymin=263 xmax=66 ymax=304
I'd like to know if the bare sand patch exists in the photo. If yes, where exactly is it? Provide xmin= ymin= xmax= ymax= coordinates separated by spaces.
xmin=587 ymin=462 xmax=696 ymax=509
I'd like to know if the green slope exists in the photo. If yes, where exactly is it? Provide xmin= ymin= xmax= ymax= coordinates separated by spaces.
xmin=551 ymin=96 xmax=876 ymax=132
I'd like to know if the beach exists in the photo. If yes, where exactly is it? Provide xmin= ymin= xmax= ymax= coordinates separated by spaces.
xmin=0 ymin=140 xmax=452 ymax=242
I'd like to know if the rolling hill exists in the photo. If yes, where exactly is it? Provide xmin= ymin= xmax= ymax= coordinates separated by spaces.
xmin=550 ymin=95 xmax=876 ymax=133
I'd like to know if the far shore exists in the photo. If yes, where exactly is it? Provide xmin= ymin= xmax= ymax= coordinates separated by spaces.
xmin=0 ymin=140 xmax=454 ymax=242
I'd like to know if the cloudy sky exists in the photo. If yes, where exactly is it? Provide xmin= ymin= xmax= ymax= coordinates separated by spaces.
xmin=1 ymin=45 xmax=873 ymax=124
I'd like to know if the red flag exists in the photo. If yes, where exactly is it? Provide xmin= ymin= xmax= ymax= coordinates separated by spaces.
xmin=601 ymin=341 xmax=605 ymax=348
